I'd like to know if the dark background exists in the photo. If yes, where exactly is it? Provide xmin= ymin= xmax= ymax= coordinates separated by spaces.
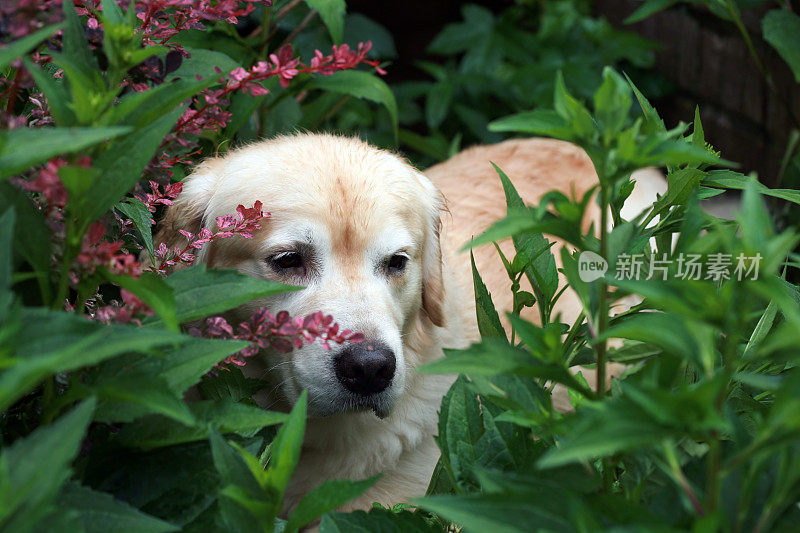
xmin=348 ymin=0 xmax=800 ymax=186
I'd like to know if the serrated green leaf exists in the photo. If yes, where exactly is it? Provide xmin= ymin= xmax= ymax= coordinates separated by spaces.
xmin=117 ymin=198 xmax=156 ymax=263
xmin=263 ymin=391 xmax=307 ymax=494
xmin=470 ymin=250 xmax=506 ymax=341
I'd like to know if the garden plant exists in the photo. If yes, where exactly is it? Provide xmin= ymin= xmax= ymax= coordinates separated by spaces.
xmin=2 ymin=0 xmax=800 ymax=532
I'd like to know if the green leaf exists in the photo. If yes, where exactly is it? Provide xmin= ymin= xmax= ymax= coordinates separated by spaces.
xmin=319 ymin=508 xmax=441 ymax=533
xmin=169 ymin=47 xmax=240 ymax=81
xmin=77 ymin=104 xmax=185 ymax=231
xmin=426 ymin=81 xmax=453 ymax=129
xmin=593 ymin=67 xmax=632 ymax=140
xmin=200 ymin=365 xmax=264 ymax=402
xmin=0 ymin=208 xmax=14 ymax=316
xmin=489 ymin=109 xmax=572 ymax=139
xmin=553 ymin=71 xmax=595 ymax=138
xmin=763 ymin=9 xmax=800 ymax=83
xmin=703 ymin=170 xmax=800 ymax=206
xmin=0 ymin=183 xmax=51 ymax=301
xmin=117 ymin=198 xmax=155 ymax=263
xmin=133 ymin=337 xmax=251 ymax=395
xmin=118 ymin=400 xmax=287 ymax=450
xmin=625 ymin=73 xmax=665 ymax=133
xmin=471 ymin=250 xmax=506 ymax=341
xmin=494 ymin=163 xmax=559 ymax=314
xmin=93 ymin=373 xmax=196 ymax=425
xmin=309 ymin=70 xmax=398 ymax=141
xmin=165 ymin=264 xmax=300 ymax=323
xmin=305 ymin=0 xmax=347 ymax=44
xmin=62 ymin=0 xmax=99 ymax=71
xmin=624 ymin=0 xmax=678 ymax=24
xmin=100 ymin=76 xmax=214 ymax=129
xmin=264 ymin=391 xmax=307 ymax=494
xmin=22 ymin=58 xmax=76 ymax=126
xmin=109 ymin=271 xmax=178 ymax=332
xmin=58 ymin=482 xmax=178 ymax=533
xmin=415 ymin=492 xmax=574 ymax=533
xmin=0 ymin=23 xmax=64 ymax=70
xmin=0 ymin=127 xmax=132 ymax=180
xmin=285 ymin=476 xmax=379 ymax=532
xmin=0 ymin=399 xmax=95 ymax=531
xmin=434 ymin=375 xmax=482 ymax=490
xmin=0 ymin=309 xmax=183 ymax=412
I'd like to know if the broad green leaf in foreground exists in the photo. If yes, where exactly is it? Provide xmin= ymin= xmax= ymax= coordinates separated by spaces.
xmin=0 ymin=126 xmax=132 ymax=179
xmin=165 ymin=264 xmax=300 ymax=323
xmin=119 ymin=400 xmax=287 ymax=450
xmin=58 ymin=482 xmax=178 ymax=533
xmin=0 ymin=399 xmax=96 ymax=531
xmin=0 ymin=309 xmax=184 ymax=412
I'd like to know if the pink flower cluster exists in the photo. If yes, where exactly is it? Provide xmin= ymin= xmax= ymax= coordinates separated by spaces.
xmin=0 ymin=0 xmax=61 ymax=39
xmin=168 ymin=41 xmax=385 ymax=146
xmin=193 ymin=309 xmax=365 ymax=366
xmin=94 ymin=289 xmax=154 ymax=324
xmin=76 ymin=222 xmax=143 ymax=277
xmin=136 ymin=180 xmax=184 ymax=215
xmin=136 ymin=0 xmax=272 ymax=50
xmin=152 ymin=200 xmax=267 ymax=274
xmin=17 ymin=157 xmax=70 ymax=211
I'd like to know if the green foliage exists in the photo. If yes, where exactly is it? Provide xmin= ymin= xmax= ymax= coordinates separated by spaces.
xmin=3 ymin=1 xmax=799 ymax=531
xmin=416 ymin=68 xmax=800 ymax=531
xmin=0 ymin=2 xmax=393 ymax=530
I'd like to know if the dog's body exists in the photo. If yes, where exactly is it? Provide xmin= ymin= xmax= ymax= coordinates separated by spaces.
xmin=156 ymin=133 xmax=665 ymax=513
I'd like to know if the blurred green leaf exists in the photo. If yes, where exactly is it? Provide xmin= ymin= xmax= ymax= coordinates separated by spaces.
xmin=763 ymin=9 xmax=800 ymax=83
xmin=58 ymin=482 xmax=178 ymax=533
xmin=0 ymin=399 xmax=95 ymax=531
xmin=0 ymin=127 xmax=132 ymax=180
xmin=0 ymin=23 xmax=64 ymax=70
xmin=310 ymin=70 xmax=398 ymax=141
xmin=305 ymin=0 xmax=347 ymax=44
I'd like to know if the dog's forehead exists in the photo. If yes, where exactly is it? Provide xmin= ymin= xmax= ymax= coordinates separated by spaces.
xmin=205 ymin=135 xmax=432 ymax=256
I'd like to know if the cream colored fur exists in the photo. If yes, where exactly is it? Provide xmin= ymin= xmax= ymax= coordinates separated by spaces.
xmin=154 ymin=133 xmax=665 ymax=515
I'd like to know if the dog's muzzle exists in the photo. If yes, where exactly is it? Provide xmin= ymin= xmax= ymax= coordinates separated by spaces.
xmin=333 ymin=341 xmax=396 ymax=396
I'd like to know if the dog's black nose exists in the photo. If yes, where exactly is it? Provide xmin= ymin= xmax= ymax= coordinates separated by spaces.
xmin=334 ymin=342 xmax=396 ymax=396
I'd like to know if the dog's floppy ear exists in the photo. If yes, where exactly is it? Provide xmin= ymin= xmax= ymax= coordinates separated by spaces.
xmin=151 ymin=159 xmax=222 ymax=269
xmin=418 ymin=173 xmax=446 ymax=327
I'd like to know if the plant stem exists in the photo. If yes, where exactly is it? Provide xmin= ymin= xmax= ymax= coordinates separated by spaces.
xmin=596 ymin=185 xmax=609 ymax=398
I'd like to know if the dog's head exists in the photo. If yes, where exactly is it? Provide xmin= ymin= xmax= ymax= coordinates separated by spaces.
xmin=156 ymin=133 xmax=445 ymax=418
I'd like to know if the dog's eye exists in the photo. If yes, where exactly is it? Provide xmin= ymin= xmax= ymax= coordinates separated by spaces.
xmin=386 ymin=254 xmax=408 ymax=275
xmin=269 ymin=252 xmax=305 ymax=275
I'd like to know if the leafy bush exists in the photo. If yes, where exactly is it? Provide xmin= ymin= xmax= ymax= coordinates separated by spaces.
xmin=3 ymin=1 xmax=800 ymax=532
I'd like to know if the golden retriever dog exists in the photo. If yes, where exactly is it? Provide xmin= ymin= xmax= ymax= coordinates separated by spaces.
xmin=154 ymin=133 xmax=665 ymax=514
